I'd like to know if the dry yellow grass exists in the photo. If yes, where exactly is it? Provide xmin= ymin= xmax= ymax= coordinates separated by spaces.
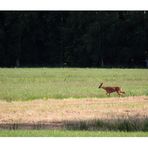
xmin=0 ymin=96 xmax=148 ymax=125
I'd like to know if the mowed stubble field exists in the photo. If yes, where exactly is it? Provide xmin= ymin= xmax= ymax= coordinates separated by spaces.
xmin=0 ymin=68 xmax=148 ymax=136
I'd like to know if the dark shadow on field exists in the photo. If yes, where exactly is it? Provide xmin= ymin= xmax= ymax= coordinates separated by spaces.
xmin=1 ymin=117 xmax=148 ymax=131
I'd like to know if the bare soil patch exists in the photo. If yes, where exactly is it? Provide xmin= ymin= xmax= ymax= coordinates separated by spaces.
xmin=0 ymin=96 xmax=148 ymax=130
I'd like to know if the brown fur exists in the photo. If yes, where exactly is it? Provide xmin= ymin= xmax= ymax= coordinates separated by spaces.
xmin=98 ymin=83 xmax=125 ymax=96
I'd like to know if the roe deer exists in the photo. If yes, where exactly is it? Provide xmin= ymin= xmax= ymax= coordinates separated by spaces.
xmin=98 ymin=83 xmax=125 ymax=96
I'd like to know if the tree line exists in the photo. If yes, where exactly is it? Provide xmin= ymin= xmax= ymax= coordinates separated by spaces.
xmin=0 ymin=11 xmax=148 ymax=67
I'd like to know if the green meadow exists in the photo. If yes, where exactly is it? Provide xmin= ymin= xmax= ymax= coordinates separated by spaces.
xmin=0 ymin=130 xmax=148 ymax=137
xmin=0 ymin=68 xmax=147 ymax=101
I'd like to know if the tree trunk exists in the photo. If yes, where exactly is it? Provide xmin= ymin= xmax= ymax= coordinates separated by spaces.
xmin=16 ymin=35 xmax=21 ymax=67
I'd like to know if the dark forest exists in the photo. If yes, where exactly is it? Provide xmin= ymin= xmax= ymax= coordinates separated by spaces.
xmin=0 ymin=11 xmax=148 ymax=67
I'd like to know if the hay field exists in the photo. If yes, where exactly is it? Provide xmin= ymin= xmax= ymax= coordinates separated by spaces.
xmin=0 ymin=96 xmax=148 ymax=131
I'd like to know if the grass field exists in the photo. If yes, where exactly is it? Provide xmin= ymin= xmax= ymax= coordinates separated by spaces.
xmin=0 ymin=130 xmax=148 ymax=137
xmin=0 ymin=68 xmax=148 ymax=101
xmin=0 ymin=68 xmax=148 ymax=136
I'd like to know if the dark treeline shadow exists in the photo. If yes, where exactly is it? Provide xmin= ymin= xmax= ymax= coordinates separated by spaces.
xmin=0 ymin=11 xmax=148 ymax=68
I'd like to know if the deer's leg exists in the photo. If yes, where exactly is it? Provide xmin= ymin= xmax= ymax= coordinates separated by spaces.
xmin=121 ymin=91 xmax=125 ymax=94
xmin=117 ymin=91 xmax=121 ymax=97
xmin=106 ymin=93 xmax=110 ymax=96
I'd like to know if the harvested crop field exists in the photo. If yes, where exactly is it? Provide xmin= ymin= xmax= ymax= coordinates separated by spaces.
xmin=0 ymin=96 xmax=148 ymax=130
